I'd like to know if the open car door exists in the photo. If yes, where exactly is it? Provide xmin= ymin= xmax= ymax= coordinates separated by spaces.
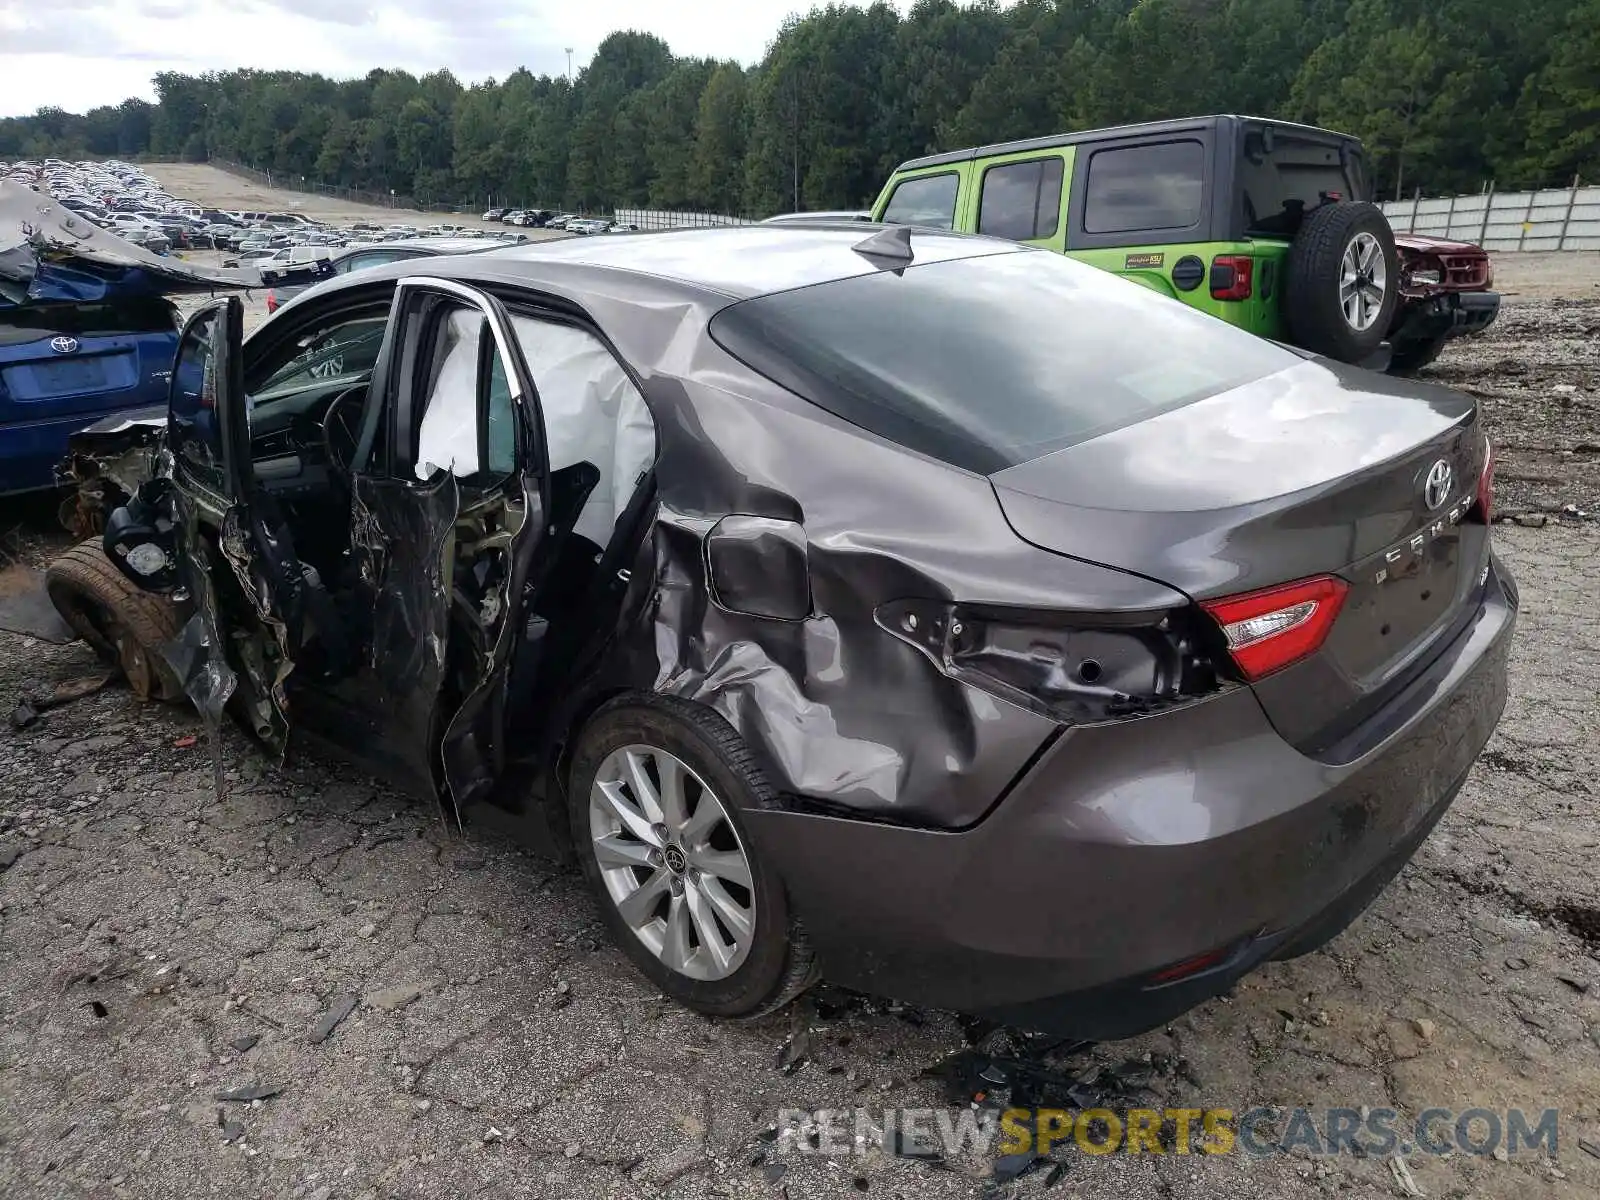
xmin=159 ymin=294 xmax=307 ymax=754
xmin=286 ymin=277 xmax=551 ymax=823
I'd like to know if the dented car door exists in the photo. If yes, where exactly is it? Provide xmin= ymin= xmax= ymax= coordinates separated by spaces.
xmin=291 ymin=277 xmax=550 ymax=820
xmin=163 ymin=294 xmax=304 ymax=752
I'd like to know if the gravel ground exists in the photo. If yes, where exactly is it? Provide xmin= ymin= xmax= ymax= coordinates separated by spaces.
xmin=1 ymin=256 xmax=1599 ymax=1200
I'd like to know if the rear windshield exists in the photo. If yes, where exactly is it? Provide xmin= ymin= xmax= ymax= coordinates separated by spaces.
xmin=1238 ymin=130 xmax=1364 ymax=237
xmin=710 ymin=250 xmax=1298 ymax=474
xmin=0 ymin=298 xmax=178 ymax=347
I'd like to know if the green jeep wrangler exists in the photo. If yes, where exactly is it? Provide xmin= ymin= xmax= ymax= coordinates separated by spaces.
xmin=869 ymin=114 xmax=1499 ymax=371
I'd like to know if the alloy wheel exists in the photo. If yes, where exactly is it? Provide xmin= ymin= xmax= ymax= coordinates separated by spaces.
xmin=588 ymin=743 xmax=757 ymax=981
xmin=1339 ymin=231 xmax=1387 ymax=332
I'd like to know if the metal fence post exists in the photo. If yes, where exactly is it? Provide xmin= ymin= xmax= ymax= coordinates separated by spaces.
xmin=1479 ymin=180 xmax=1494 ymax=245
xmin=1444 ymin=191 xmax=1457 ymax=240
xmin=1410 ymin=186 xmax=1421 ymax=232
xmin=1558 ymin=174 xmax=1581 ymax=250
xmin=1518 ymin=189 xmax=1536 ymax=250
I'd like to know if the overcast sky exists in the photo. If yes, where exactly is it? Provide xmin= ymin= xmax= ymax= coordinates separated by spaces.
xmin=0 ymin=0 xmax=815 ymax=118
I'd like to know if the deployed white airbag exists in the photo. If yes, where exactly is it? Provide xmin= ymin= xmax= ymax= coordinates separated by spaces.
xmin=510 ymin=316 xmax=655 ymax=546
xmin=414 ymin=308 xmax=483 ymax=481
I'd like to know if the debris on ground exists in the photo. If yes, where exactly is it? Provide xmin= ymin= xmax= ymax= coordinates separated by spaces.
xmin=229 ymin=1035 xmax=259 ymax=1052
xmin=1388 ymin=1155 xmax=1425 ymax=1197
xmin=307 ymin=994 xmax=358 ymax=1044
xmin=217 ymin=1108 xmax=245 ymax=1143
xmin=173 ymin=734 xmax=198 ymax=749
xmin=9 ymin=670 xmax=115 ymax=729
xmin=367 ymin=982 xmax=427 ymax=1012
xmin=215 ymin=1083 xmax=283 ymax=1103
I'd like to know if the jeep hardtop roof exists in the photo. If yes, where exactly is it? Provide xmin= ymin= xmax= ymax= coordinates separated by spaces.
xmin=893 ymin=114 xmax=1362 ymax=173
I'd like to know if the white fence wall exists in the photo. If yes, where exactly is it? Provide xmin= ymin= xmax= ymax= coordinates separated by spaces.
xmin=1380 ymin=183 xmax=1600 ymax=251
xmin=612 ymin=209 xmax=756 ymax=230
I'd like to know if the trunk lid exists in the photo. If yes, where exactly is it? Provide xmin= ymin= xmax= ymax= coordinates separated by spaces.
xmin=990 ymin=357 xmax=1491 ymax=755
xmin=0 ymin=298 xmax=179 ymax=422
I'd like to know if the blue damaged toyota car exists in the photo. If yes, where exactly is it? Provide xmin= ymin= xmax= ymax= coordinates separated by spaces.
xmin=0 ymin=294 xmax=179 ymax=495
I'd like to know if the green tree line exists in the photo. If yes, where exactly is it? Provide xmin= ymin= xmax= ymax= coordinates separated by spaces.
xmin=3 ymin=0 xmax=1597 ymax=214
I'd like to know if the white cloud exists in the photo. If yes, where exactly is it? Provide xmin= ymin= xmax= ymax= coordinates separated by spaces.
xmin=0 ymin=0 xmax=807 ymax=117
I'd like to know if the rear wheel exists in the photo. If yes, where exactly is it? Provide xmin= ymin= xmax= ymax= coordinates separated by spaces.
xmin=1284 ymin=202 xmax=1400 ymax=363
xmin=568 ymin=695 xmax=817 ymax=1018
xmin=44 ymin=540 xmax=185 ymax=702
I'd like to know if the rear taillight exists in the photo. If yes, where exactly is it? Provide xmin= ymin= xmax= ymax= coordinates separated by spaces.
xmin=1210 ymin=255 xmax=1254 ymax=301
xmin=1201 ymin=576 xmax=1347 ymax=681
xmin=1471 ymin=439 xmax=1495 ymax=524
xmin=264 ymin=289 xmax=277 ymax=313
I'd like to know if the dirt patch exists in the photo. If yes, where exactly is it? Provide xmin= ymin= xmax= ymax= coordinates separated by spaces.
xmin=144 ymin=162 xmax=510 ymax=229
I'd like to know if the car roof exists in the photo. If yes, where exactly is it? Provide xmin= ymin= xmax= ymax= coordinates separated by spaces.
xmin=893 ymin=113 xmax=1361 ymax=172
xmin=477 ymin=223 xmax=1021 ymax=300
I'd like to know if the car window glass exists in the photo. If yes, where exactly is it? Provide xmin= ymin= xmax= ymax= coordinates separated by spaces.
xmin=250 ymin=314 xmax=388 ymax=412
xmin=485 ymin=348 xmax=516 ymax=479
xmin=881 ymin=173 xmax=959 ymax=230
xmin=1084 ymin=140 xmax=1205 ymax=234
xmin=168 ymin=308 xmax=227 ymax=494
xmin=1237 ymin=132 xmax=1354 ymax=236
xmin=710 ymin=251 xmax=1298 ymax=475
xmin=978 ymin=158 xmax=1064 ymax=241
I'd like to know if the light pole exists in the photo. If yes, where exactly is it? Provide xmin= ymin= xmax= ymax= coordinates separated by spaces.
xmin=565 ymin=48 xmax=573 ymax=80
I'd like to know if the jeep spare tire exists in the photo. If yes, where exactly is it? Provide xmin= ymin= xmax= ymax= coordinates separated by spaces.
xmin=1284 ymin=201 xmax=1399 ymax=363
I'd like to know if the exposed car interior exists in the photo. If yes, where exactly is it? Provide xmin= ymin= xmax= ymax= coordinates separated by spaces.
xmin=196 ymin=279 xmax=657 ymax=755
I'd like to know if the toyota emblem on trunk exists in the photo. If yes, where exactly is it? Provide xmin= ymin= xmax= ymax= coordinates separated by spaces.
xmin=50 ymin=336 xmax=79 ymax=355
xmin=1423 ymin=459 xmax=1453 ymax=510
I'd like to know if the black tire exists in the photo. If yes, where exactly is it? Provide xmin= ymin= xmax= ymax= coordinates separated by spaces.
xmin=1387 ymin=331 xmax=1450 ymax=375
xmin=44 ymin=540 xmax=185 ymax=702
xmin=568 ymin=694 xmax=818 ymax=1018
xmin=1284 ymin=202 xmax=1399 ymax=363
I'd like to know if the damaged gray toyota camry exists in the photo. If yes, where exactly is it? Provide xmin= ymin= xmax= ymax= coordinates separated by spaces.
xmin=70 ymin=222 xmax=1514 ymax=1039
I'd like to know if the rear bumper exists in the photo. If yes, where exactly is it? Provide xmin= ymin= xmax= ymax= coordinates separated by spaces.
xmin=0 ymin=410 xmax=143 ymax=496
xmin=1393 ymin=290 xmax=1501 ymax=347
xmin=746 ymin=555 xmax=1517 ymax=1038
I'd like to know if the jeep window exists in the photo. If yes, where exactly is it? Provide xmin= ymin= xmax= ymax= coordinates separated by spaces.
xmin=978 ymin=157 xmax=1065 ymax=242
xmin=711 ymin=250 xmax=1296 ymax=475
xmin=1083 ymin=140 xmax=1205 ymax=234
xmin=881 ymin=173 xmax=959 ymax=230
xmin=1237 ymin=132 xmax=1362 ymax=238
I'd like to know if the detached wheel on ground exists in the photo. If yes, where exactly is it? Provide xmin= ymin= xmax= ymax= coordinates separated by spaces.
xmin=1284 ymin=201 xmax=1400 ymax=363
xmin=44 ymin=540 xmax=185 ymax=702
xmin=568 ymin=695 xmax=817 ymax=1018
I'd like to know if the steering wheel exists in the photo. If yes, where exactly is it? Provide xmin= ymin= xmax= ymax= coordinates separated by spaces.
xmin=320 ymin=384 xmax=367 ymax=482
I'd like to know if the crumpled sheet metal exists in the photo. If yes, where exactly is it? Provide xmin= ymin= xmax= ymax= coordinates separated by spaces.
xmin=600 ymin=365 xmax=1111 ymax=829
xmin=530 ymin=288 xmax=1191 ymax=831
xmin=0 ymin=179 xmax=277 ymax=304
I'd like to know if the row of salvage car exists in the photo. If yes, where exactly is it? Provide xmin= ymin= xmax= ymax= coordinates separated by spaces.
xmin=2 ymin=131 xmax=1515 ymax=1039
